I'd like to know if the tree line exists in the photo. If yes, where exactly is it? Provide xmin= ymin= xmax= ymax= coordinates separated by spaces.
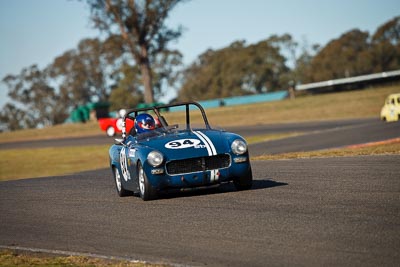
xmin=1 ymin=0 xmax=399 ymax=131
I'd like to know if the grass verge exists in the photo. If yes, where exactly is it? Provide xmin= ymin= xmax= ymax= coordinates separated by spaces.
xmin=0 ymin=249 xmax=167 ymax=267
xmin=0 ymin=145 xmax=110 ymax=181
xmin=252 ymin=139 xmax=400 ymax=160
xmin=181 ymin=84 xmax=400 ymax=126
xmin=0 ymin=121 xmax=100 ymax=144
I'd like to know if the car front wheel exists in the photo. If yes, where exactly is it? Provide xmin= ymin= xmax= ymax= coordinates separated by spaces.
xmin=138 ymin=162 xmax=157 ymax=201
xmin=233 ymin=167 xmax=253 ymax=191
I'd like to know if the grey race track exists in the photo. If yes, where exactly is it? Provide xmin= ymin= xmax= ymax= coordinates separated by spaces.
xmin=1 ymin=155 xmax=399 ymax=266
xmin=247 ymin=118 xmax=400 ymax=155
xmin=1 ymin=118 xmax=400 ymax=156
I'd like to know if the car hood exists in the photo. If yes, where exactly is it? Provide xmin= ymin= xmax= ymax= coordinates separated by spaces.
xmin=137 ymin=130 xmax=231 ymax=159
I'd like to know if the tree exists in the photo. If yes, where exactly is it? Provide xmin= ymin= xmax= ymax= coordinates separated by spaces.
xmin=109 ymin=63 xmax=144 ymax=110
xmin=0 ymin=103 xmax=35 ymax=130
xmin=151 ymin=49 xmax=183 ymax=99
xmin=370 ymin=16 xmax=400 ymax=72
xmin=303 ymin=29 xmax=371 ymax=82
xmin=178 ymin=37 xmax=291 ymax=101
xmin=2 ymin=65 xmax=68 ymax=129
xmin=49 ymin=36 xmax=124 ymax=106
xmin=292 ymin=43 xmax=320 ymax=85
xmin=301 ymin=16 xmax=400 ymax=83
xmin=109 ymin=87 xmax=144 ymax=110
xmin=372 ymin=16 xmax=400 ymax=45
xmin=86 ymin=0 xmax=184 ymax=104
xmin=107 ymin=48 xmax=182 ymax=109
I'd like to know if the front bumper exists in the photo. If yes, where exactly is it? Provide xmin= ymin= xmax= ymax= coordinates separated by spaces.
xmin=144 ymin=154 xmax=251 ymax=190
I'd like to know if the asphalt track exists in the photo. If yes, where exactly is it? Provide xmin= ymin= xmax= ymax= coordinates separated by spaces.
xmin=1 ymin=118 xmax=400 ymax=266
xmin=1 ymin=118 xmax=400 ymax=156
xmin=1 ymin=155 xmax=399 ymax=266
xmin=248 ymin=118 xmax=400 ymax=155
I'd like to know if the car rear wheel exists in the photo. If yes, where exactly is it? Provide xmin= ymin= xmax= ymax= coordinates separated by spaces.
xmin=113 ymin=167 xmax=131 ymax=197
xmin=233 ymin=167 xmax=253 ymax=190
xmin=106 ymin=126 xmax=116 ymax=137
xmin=138 ymin=162 xmax=157 ymax=201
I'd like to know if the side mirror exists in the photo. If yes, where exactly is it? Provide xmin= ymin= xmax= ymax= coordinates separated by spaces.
xmin=114 ymin=138 xmax=124 ymax=145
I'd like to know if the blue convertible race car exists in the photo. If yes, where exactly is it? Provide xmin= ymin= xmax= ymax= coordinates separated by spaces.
xmin=109 ymin=102 xmax=252 ymax=200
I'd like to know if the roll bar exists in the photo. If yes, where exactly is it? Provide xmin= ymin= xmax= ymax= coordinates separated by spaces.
xmin=121 ymin=101 xmax=211 ymax=139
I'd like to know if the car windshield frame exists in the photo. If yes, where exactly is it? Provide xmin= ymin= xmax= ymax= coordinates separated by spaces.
xmin=121 ymin=102 xmax=212 ymax=140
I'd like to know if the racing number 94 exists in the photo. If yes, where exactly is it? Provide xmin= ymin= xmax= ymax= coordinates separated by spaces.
xmin=165 ymin=139 xmax=202 ymax=149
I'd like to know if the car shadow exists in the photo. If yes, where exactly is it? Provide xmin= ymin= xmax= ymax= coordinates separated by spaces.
xmin=157 ymin=179 xmax=288 ymax=200
xmin=218 ymin=179 xmax=288 ymax=193
xmin=252 ymin=179 xmax=288 ymax=189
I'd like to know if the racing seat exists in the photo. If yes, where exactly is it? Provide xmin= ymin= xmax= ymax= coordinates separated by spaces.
xmin=129 ymin=127 xmax=137 ymax=136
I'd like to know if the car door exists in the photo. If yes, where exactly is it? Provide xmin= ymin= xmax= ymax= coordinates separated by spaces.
xmin=388 ymin=96 xmax=397 ymax=121
xmin=119 ymin=144 xmax=139 ymax=192
xmin=395 ymin=96 xmax=400 ymax=121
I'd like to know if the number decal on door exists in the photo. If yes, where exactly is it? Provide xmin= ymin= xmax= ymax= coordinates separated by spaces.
xmin=120 ymin=147 xmax=131 ymax=181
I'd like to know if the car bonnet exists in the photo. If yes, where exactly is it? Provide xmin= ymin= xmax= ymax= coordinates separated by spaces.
xmin=137 ymin=130 xmax=227 ymax=159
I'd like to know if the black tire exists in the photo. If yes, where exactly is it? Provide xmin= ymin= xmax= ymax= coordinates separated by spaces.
xmin=233 ymin=166 xmax=253 ymax=191
xmin=138 ymin=162 xmax=157 ymax=201
xmin=113 ymin=167 xmax=131 ymax=197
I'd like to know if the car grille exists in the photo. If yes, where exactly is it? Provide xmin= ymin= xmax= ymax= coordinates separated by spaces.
xmin=166 ymin=154 xmax=231 ymax=175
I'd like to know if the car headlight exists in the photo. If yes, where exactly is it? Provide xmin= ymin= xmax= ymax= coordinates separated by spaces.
xmin=231 ymin=139 xmax=247 ymax=155
xmin=147 ymin=151 xmax=164 ymax=167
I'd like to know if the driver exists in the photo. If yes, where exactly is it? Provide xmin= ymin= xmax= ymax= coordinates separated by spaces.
xmin=134 ymin=113 xmax=156 ymax=134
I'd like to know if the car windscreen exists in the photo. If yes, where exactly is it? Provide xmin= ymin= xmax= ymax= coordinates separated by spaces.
xmin=158 ymin=104 xmax=208 ymax=130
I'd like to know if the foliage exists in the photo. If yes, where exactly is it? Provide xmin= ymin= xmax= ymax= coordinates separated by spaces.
xmin=370 ymin=16 xmax=400 ymax=72
xmin=178 ymin=36 xmax=292 ymax=101
xmin=303 ymin=29 xmax=371 ymax=82
xmin=1 ymin=35 xmax=182 ymax=130
xmin=1 ymin=12 xmax=400 ymax=131
xmin=50 ymin=36 xmax=124 ymax=105
xmin=1 ymin=65 xmax=68 ymax=130
xmin=86 ymin=0 xmax=184 ymax=103
xmin=109 ymin=87 xmax=144 ymax=110
xmin=302 ymin=16 xmax=400 ymax=83
xmin=0 ymin=103 xmax=35 ymax=130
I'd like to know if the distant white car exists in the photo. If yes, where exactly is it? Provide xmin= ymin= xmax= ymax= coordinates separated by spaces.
xmin=380 ymin=93 xmax=400 ymax=122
